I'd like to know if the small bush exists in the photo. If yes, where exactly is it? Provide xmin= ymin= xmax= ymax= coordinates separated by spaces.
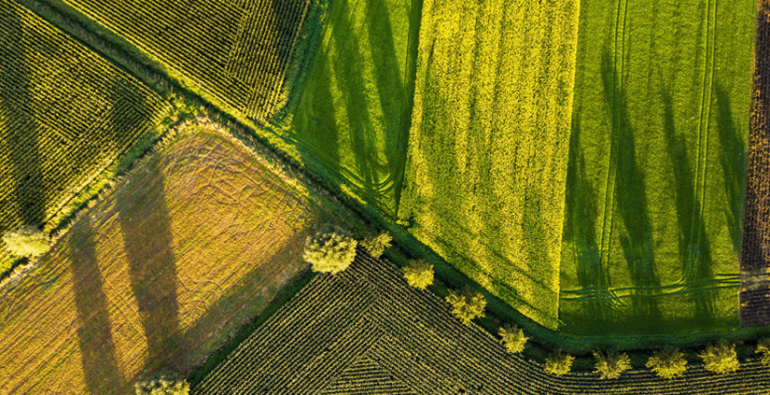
xmin=699 ymin=340 xmax=739 ymax=375
xmin=593 ymin=350 xmax=632 ymax=379
xmin=445 ymin=286 xmax=486 ymax=325
xmin=498 ymin=324 xmax=528 ymax=354
xmin=403 ymin=259 xmax=434 ymax=290
xmin=2 ymin=226 xmax=50 ymax=258
xmin=756 ymin=338 xmax=770 ymax=366
xmin=646 ymin=346 xmax=688 ymax=379
xmin=360 ymin=231 xmax=392 ymax=258
xmin=303 ymin=224 xmax=357 ymax=274
xmin=135 ymin=372 xmax=189 ymax=395
xmin=544 ymin=351 xmax=574 ymax=376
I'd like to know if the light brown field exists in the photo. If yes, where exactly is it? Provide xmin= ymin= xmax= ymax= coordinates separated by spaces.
xmin=0 ymin=126 xmax=324 ymax=395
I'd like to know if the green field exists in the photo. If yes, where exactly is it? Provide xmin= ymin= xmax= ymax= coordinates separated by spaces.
xmin=559 ymin=0 xmax=754 ymax=335
xmin=398 ymin=0 xmax=581 ymax=330
xmin=0 ymin=0 xmax=170 ymax=273
xmin=283 ymin=0 xmax=420 ymax=214
xmin=60 ymin=0 xmax=310 ymax=122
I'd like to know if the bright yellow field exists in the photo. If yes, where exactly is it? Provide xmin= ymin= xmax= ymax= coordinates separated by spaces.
xmin=399 ymin=0 xmax=580 ymax=329
xmin=0 ymin=125 xmax=325 ymax=394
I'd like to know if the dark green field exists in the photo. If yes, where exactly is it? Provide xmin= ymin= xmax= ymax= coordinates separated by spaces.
xmin=560 ymin=0 xmax=754 ymax=335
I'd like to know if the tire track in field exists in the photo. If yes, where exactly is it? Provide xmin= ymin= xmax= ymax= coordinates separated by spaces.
xmin=598 ymin=0 xmax=628 ymax=271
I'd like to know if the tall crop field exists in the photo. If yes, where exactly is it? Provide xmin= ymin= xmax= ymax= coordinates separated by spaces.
xmin=0 ymin=0 xmax=170 ymax=274
xmin=398 ymin=0 xmax=581 ymax=330
xmin=284 ymin=0 xmax=420 ymax=215
xmin=0 ymin=128 xmax=326 ymax=395
xmin=59 ymin=0 xmax=310 ymax=122
xmin=560 ymin=0 xmax=754 ymax=335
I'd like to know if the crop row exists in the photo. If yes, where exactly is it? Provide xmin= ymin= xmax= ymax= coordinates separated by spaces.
xmin=0 ymin=0 xmax=170 ymax=271
xmin=192 ymin=251 xmax=770 ymax=394
xmin=62 ymin=0 xmax=310 ymax=122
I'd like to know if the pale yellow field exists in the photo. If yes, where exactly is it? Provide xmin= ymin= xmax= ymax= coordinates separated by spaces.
xmin=0 ymin=126 xmax=322 ymax=394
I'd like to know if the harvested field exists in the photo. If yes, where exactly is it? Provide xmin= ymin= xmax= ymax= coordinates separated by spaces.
xmin=0 ymin=0 xmax=170 ymax=273
xmin=0 ymin=127 xmax=325 ymax=395
xmin=59 ymin=0 xmax=310 ymax=122
xmin=560 ymin=0 xmax=754 ymax=335
xmin=285 ymin=0 xmax=420 ymax=215
xmin=741 ymin=0 xmax=770 ymax=327
xmin=192 ymin=250 xmax=770 ymax=395
xmin=398 ymin=0 xmax=581 ymax=330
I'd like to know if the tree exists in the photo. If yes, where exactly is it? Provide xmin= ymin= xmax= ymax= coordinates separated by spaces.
xmin=445 ymin=286 xmax=486 ymax=325
xmin=498 ymin=324 xmax=528 ymax=354
xmin=544 ymin=350 xmax=574 ymax=376
xmin=646 ymin=346 xmax=688 ymax=379
xmin=2 ymin=225 xmax=50 ymax=258
xmin=756 ymin=338 xmax=770 ymax=367
xmin=360 ymin=231 xmax=392 ymax=258
xmin=403 ymin=259 xmax=434 ymax=290
xmin=303 ymin=224 xmax=357 ymax=274
xmin=699 ymin=340 xmax=739 ymax=375
xmin=593 ymin=350 xmax=632 ymax=379
xmin=135 ymin=372 xmax=189 ymax=395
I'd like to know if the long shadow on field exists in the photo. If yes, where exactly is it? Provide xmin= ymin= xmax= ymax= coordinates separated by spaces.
xmin=111 ymin=82 xmax=183 ymax=373
xmin=601 ymin=50 xmax=663 ymax=329
xmin=0 ymin=6 xmax=44 ymax=230
xmin=715 ymin=85 xmax=746 ymax=254
xmin=69 ymin=217 xmax=123 ymax=393
xmin=561 ymin=113 xmax=609 ymax=325
xmin=661 ymin=87 xmax=716 ymax=327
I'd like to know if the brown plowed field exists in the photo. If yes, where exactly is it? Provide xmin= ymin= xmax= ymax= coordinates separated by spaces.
xmin=0 ymin=125 xmax=324 ymax=394
xmin=741 ymin=0 xmax=770 ymax=327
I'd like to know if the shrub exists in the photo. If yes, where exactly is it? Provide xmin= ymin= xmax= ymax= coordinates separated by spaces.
xmin=445 ymin=286 xmax=486 ymax=325
xmin=498 ymin=324 xmax=528 ymax=354
xmin=646 ymin=346 xmax=688 ymax=379
xmin=360 ymin=231 xmax=392 ymax=258
xmin=699 ymin=340 xmax=739 ymax=375
xmin=593 ymin=350 xmax=632 ymax=379
xmin=135 ymin=372 xmax=189 ymax=395
xmin=756 ymin=338 xmax=770 ymax=366
xmin=2 ymin=226 xmax=50 ymax=258
xmin=403 ymin=259 xmax=434 ymax=290
xmin=544 ymin=350 xmax=574 ymax=376
xmin=303 ymin=224 xmax=357 ymax=274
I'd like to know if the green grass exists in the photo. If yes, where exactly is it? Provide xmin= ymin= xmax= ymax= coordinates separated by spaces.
xmin=559 ymin=0 xmax=754 ymax=335
xmin=282 ymin=0 xmax=420 ymax=216
xmin=398 ymin=0 xmax=581 ymax=330
xmin=0 ymin=0 xmax=170 ymax=274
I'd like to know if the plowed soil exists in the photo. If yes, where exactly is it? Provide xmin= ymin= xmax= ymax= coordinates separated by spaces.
xmin=0 ymin=126 xmax=324 ymax=394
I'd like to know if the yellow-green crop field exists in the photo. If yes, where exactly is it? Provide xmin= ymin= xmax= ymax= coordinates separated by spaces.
xmin=60 ymin=0 xmax=311 ymax=122
xmin=398 ymin=0 xmax=581 ymax=330
xmin=0 ymin=0 xmax=170 ymax=273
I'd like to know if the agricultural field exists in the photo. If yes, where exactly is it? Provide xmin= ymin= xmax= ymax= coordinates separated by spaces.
xmin=192 ymin=251 xmax=770 ymax=395
xmin=0 ymin=126 xmax=327 ymax=395
xmin=58 ymin=0 xmax=311 ymax=122
xmin=398 ymin=0 xmax=581 ymax=330
xmin=559 ymin=0 xmax=755 ymax=335
xmin=0 ymin=0 xmax=170 ymax=274
xmin=283 ymin=0 xmax=420 ymax=215
xmin=741 ymin=0 xmax=770 ymax=327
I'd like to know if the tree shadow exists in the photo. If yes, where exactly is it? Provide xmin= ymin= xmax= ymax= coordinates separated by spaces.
xmin=0 ymin=5 xmax=44 ymax=228
xmin=111 ymin=80 xmax=182 ymax=372
xmin=601 ymin=48 xmax=664 ymax=327
xmin=68 ymin=216 xmax=123 ymax=392
xmin=714 ymin=85 xmax=746 ymax=254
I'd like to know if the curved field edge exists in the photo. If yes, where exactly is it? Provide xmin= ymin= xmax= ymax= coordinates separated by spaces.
xmin=19 ymin=0 xmax=770 ymax=362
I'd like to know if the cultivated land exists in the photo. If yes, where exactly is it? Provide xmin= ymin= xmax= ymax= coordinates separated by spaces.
xmin=398 ymin=0 xmax=581 ymax=330
xmin=0 ymin=127 xmax=325 ymax=395
xmin=58 ymin=0 xmax=310 ymax=122
xmin=284 ymin=0 xmax=420 ymax=215
xmin=192 ymin=251 xmax=770 ymax=395
xmin=0 ymin=0 xmax=170 ymax=273
xmin=560 ymin=0 xmax=755 ymax=335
